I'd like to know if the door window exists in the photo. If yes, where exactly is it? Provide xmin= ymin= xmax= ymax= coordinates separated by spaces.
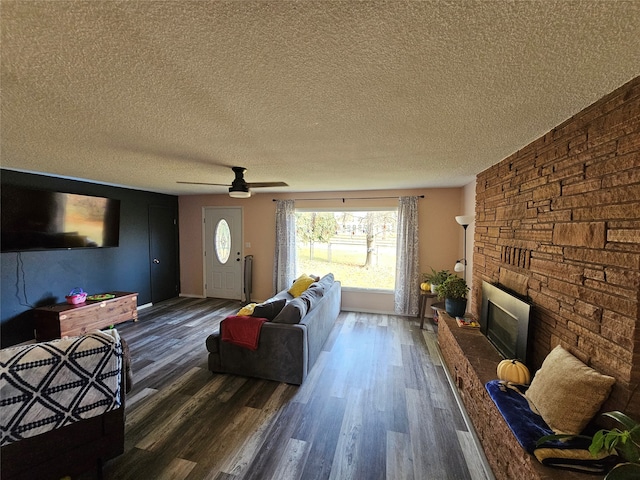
xmin=214 ymin=219 xmax=231 ymax=264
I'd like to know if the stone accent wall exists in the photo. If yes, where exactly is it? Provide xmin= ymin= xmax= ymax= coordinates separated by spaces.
xmin=473 ymin=76 xmax=640 ymax=420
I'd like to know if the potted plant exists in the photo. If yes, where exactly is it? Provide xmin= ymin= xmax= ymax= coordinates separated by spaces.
xmin=425 ymin=268 xmax=451 ymax=294
xmin=537 ymin=411 xmax=640 ymax=479
xmin=435 ymin=274 xmax=469 ymax=318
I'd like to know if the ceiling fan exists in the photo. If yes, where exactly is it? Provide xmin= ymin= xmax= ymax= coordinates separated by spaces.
xmin=178 ymin=166 xmax=288 ymax=198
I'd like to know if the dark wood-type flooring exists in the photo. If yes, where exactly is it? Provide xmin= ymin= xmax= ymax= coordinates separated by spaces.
xmin=89 ymin=297 xmax=493 ymax=480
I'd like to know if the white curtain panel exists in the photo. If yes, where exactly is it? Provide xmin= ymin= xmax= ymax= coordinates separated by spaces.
xmin=395 ymin=196 xmax=420 ymax=316
xmin=273 ymin=199 xmax=297 ymax=292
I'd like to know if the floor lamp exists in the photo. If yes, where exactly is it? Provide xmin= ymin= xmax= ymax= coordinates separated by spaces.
xmin=454 ymin=215 xmax=474 ymax=282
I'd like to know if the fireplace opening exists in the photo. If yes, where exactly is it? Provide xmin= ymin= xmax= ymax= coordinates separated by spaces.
xmin=481 ymin=281 xmax=532 ymax=364
xmin=486 ymin=302 xmax=518 ymax=359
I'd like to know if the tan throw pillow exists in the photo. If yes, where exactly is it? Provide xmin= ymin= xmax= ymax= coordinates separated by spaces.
xmin=525 ymin=345 xmax=615 ymax=435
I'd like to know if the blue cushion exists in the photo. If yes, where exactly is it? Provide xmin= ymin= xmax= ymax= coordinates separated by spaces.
xmin=486 ymin=379 xmax=554 ymax=453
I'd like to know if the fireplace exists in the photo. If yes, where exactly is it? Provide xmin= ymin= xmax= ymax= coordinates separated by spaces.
xmin=480 ymin=281 xmax=532 ymax=364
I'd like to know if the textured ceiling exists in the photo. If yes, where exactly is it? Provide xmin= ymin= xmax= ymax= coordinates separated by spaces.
xmin=1 ymin=1 xmax=639 ymax=196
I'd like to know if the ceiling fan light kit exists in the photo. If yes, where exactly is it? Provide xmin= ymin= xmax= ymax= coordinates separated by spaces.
xmin=229 ymin=189 xmax=251 ymax=198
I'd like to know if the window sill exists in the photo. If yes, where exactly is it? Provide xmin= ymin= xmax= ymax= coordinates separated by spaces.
xmin=341 ymin=287 xmax=394 ymax=295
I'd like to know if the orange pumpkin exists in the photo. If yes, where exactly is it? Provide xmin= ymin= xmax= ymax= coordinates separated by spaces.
xmin=497 ymin=359 xmax=531 ymax=385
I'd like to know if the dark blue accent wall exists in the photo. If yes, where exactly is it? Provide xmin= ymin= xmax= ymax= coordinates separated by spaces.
xmin=1 ymin=170 xmax=178 ymax=347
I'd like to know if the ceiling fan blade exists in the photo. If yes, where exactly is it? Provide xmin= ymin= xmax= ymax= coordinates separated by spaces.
xmin=178 ymin=167 xmax=288 ymax=191
xmin=176 ymin=181 xmax=229 ymax=186
xmin=247 ymin=181 xmax=289 ymax=188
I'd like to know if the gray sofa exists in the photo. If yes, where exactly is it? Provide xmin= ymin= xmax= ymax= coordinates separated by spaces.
xmin=206 ymin=274 xmax=341 ymax=385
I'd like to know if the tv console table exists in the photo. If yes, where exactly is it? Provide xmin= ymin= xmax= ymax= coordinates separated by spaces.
xmin=33 ymin=291 xmax=138 ymax=341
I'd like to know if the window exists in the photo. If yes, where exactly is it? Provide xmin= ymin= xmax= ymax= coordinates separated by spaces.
xmin=295 ymin=209 xmax=398 ymax=290
xmin=214 ymin=219 xmax=231 ymax=264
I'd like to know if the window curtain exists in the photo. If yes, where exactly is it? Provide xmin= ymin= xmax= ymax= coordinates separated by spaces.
xmin=273 ymin=199 xmax=297 ymax=292
xmin=394 ymin=196 xmax=420 ymax=315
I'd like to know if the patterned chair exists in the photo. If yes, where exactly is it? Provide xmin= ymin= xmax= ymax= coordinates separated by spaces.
xmin=0 ymin=330 xmax=127 ymax=480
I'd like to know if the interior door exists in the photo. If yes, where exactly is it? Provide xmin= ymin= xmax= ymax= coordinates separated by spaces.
xmin=149 ymin=205 xmax=179 ymax=303
xmin=204 ymin=207 xmax=243 ymax=299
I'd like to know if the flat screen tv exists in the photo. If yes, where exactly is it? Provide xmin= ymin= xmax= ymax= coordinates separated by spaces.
xmin=480 ymin=281 xmax=532 ymax=364
xmin=1 ymin=185 xmax=120 ymax=252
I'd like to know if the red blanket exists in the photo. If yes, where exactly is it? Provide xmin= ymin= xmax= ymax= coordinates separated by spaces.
xmin=221 ymin=316 xmax=267 ymax=350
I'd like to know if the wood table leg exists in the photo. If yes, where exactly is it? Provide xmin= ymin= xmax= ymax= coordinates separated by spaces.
xmin=419 ymin=295 xmax=427 ymax=329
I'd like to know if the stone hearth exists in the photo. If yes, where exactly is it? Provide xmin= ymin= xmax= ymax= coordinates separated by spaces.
xmin=437 ymin=311 xmax=598 ymax=480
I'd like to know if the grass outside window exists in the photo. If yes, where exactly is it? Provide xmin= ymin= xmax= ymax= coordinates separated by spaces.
xmin=295 ymin=210 xmax=398 ymax=290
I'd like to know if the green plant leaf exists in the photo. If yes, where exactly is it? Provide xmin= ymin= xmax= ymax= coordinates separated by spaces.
xmin=591 ymin=430 xmax=608 ymax=455
xmin=604 ymin=462 xmax=640 ymax=480
xmin=598 ymin=411 xmax=640 ymax=463
xmin=618 ymin=440 xmax=640 ymax=464
xmin=605 ymin=433 xmax=620 ymax=452
xmin=426 ymin=268 xmax=452 ymax=285
xmin=604 ymin=412 xmax=639 ymax=432
xmin=435 ymin=274 xmax=468 ymax=299
xmin=628 ymin=425 xmax=640 ymax=446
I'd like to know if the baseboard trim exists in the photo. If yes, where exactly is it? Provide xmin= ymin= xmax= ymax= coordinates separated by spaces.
xmin=340 ymin=307 xmax=396 ymax=315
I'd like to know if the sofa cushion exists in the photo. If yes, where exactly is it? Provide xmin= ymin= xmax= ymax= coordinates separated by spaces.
xmin=525 ymin=345 xmax=615 ymax=435
xmin=288 ymin=274 xmax=316 ymax=297
xmin=252 ymin=298 xmax=286 ymax=321
xmin=308 ymin=281 xmax=324 ymax=294
xmin=318 ymin=273 xmax=334 ymax=289
xmin=272 ymin=297 xmax=308 ymax=324
xmin=300 ymin=284 xmax=324 ymax=311
xmin=269 ymin=290 xmax=293 ymax=302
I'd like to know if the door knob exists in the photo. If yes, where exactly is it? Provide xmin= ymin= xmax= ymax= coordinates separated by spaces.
xmin=153 ymin=258 xmax=160 ymax=264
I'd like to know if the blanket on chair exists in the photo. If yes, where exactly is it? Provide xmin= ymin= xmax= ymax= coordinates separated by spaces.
xmin=221 ymin=316 xmax=267 ymax=350
xmin=1 ymin=330 xmax=123 ymax=446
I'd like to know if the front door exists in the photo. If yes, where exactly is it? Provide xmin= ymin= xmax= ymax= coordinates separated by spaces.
xmin=149 ymin=205 xmax=179 ymax=303
xmin=204 ymin=207 xmax=243 ymax=300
